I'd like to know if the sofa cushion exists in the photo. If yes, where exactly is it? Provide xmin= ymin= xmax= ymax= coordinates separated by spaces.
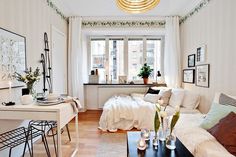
xmin=208 ymin=112 xmax=236 ymax=156
xmin=195 ymin=139 xmax=234 ymax=157
xmin=169 ymin=88 xmax=185 ymax=108
xmin=219 ymin=93 xmax=236 ymax=107
xmin=200 ymin=103 xmax=236 ymax=130
xmin=213 ymin=92 xmax=236 ymax=104
xmin=181 ymin=91 xmax=200 ymax=109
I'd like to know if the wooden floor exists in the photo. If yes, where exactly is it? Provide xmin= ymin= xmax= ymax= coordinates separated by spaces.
xmin=27 ymin=110 xmax=137 ymax=157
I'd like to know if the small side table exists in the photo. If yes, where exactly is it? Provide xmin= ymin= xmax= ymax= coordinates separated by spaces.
xmin=127 ymin=131 xmax=193 ymax=157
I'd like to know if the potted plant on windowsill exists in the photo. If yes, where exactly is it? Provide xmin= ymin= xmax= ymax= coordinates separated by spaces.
xmin=138 ymin=63 xmax=153 ymax=84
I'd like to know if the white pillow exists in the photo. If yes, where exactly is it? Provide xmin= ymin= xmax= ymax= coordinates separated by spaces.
xmin=159 ymin=89 xmax=172 ymax=106
xmin=181 ymin=91 xmax=200 ymax=109
xmin=143 ymin=94 xmax=161 ymax=103
xmin=213 ymin=92 xmax=236 ymax=104
xmin=130 ymin=93 xmax=145 ymax=99
xmin=169 ymin=88 xmax=185 ymax=107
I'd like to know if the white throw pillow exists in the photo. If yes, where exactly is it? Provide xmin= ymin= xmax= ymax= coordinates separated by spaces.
xmin=159 ymin=89 xmax=172 ymax=106
xmin=169 ymin=88 xmax=185 ymax=107
xmin=181 ymin=91 xmax=200 ymax=109
xmin=143 ymin=94 xmax=161 ymax=103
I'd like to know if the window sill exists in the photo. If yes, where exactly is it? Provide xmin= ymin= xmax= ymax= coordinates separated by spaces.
xmin=83 ymin=83 xmax=166 ymax=87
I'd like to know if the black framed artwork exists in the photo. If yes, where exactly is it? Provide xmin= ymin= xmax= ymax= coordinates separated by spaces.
xmin=183 ymin=69 xmax=195 ymax=84
xmin=196 ymin=45 xmax=206 ymax=64
xmin=188 ymin=54 xmax=195 ymax=67
xmin=0 ymin=27 xmax=26 ymax=89
xmin=196 ymin=64 xmax=210 ymax=88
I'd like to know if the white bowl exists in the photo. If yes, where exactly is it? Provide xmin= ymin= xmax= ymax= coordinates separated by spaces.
xmin=47 ymin=93 xmax=60 ymax=101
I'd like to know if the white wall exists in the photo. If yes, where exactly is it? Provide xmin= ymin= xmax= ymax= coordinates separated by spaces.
xmin=0 ymin=0 xmax=68 ymax=156
xmin=180 ymin=0 xmax=236 ymax=113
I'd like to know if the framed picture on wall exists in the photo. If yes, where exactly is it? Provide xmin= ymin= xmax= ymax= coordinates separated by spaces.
xmin=188 ymin=54 xmax=195 ymax=67
xmin=0 ymin=27 xmax=26 ymax=89
xmin=196 ymin=45 xmax=206 ymax=64
xmin=183 ymin=69 xmax=195 ymax=84
xmin=118 ymin=75 xmax=127 ymax=84
xmin=196 ymin=64 xmax=210 ymax=88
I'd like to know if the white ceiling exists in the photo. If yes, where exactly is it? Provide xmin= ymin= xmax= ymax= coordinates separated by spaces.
xmin=51 ymin=0 xmax=202 ymax=17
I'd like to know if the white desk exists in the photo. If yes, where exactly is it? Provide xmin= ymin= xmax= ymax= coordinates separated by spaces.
xmin=0 ymin=103 xmax=79 ymax=157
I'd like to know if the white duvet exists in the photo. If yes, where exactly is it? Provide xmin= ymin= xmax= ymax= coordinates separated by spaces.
xmin=99 ymin=95 xmax=156 ymax=132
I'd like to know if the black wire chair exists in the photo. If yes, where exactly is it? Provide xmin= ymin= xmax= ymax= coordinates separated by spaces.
xmin=0 ymin=127 xmax=31 ymax=157
xmin=27 ymin=120 xmax=71 ymax=157
xmin=25 ymin=121 xmax=52 ymax=157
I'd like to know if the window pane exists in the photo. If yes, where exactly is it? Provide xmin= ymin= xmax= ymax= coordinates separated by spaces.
xmin=91 ymin=39 xmax=106 ymax=81
xmin=146 ymin=39 xmax=161 ymax=79
xmin=128 ymin=39 xmax=143 ymax=80
xmin=109 ymin=39 xmax=124 ymax=80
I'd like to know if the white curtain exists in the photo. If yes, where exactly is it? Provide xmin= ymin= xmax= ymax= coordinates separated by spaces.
xmin=68 ymin=16 xmax=85 ymax=108
xmin=164 ymin=16 xmax=181 ymax=88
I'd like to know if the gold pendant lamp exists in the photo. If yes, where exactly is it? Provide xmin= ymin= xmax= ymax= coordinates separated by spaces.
xmin=117 ymin=0 xmax=160 ymax=14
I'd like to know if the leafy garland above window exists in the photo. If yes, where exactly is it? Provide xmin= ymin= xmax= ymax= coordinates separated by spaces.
xmin=46 ymin=0 xmax=68 ymax=21
xmin=180 ymin=0 xmax=212 ymax=24
xmin=82 ymin=20 xmax=166 ymax=28
xmin=46 ymin=0 xmax=212 ymax=25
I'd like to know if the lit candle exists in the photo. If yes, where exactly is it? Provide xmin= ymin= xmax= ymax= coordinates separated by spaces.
xmin=143 ymin=132 xmax=149 ymax=139
xmin=9 ymin=81 xmax=12 ymax=102
xmin=139 ymin=138 xmax=145 ymax=147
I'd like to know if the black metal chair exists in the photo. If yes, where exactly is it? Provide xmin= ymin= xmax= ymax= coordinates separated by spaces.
xmin=27 ymin=121 xmax=71 ymax=157
xmin=45 ymin=121 xmax=71 ymax=157
xmin=0 ymin=127 xmax=31 ymax=157
xmin=25 ymin=121 xmax=52 ymax=157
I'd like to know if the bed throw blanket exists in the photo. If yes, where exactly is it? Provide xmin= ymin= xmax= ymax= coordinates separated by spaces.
xmin=98 ymin=95 xmax=156 ymax=132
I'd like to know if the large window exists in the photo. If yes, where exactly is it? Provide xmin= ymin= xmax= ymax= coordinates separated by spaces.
xmin=128 ymin=39 xmax=143 ymax=80
xmin=146 ymin=39 xmax=161 ymax=80
xmin=90 ymin=39 xmax=106 ymax=80
xmin=89 ymin=36 xmax=163 ymax=82
xmin=109 ymin=39 xmax=124 ymax=80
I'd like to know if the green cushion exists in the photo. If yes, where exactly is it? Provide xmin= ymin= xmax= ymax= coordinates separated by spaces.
xmin=200 ymin=102 xmax=236 ymax=130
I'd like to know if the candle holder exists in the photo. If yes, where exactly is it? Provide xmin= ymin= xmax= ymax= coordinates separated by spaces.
xmin=152 ymin=135 xmax=158 ymax=149
xmin=137 ymin=138 xmax=147 ymax=150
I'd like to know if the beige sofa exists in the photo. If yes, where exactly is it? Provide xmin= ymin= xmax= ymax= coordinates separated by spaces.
xmin=175 ymin=93 xmax=235 ymax=157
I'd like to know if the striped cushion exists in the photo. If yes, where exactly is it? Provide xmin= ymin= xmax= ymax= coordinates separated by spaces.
xmin=219 ymin=93 xmax=236 ymax=107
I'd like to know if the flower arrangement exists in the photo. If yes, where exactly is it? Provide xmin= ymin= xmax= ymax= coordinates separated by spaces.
xmin=14 ymin=67 xmax=40 ymax=94
xmin=153 ymin=100 xmax=180 ymax=138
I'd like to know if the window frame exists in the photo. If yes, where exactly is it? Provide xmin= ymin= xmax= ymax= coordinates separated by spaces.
xmin=88 ymin=35 xmax=164 ymax=82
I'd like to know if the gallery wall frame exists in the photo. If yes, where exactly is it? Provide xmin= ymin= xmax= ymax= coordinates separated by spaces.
xmin=188 ymin=54 xmax=195 ymax=67
xmin=196 ymin=45 xmax=206 ymax=64
xmin=183 ymin=69 xmax=195 ymax=84
xmin=0 ymin=27 xmax=27 ymax=89
xmin=196 ymin=64 xmax=210 ymax=88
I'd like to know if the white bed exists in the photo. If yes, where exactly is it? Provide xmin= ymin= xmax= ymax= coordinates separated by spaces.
xmin=98 ymin=88 xmax=201 ymax=132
